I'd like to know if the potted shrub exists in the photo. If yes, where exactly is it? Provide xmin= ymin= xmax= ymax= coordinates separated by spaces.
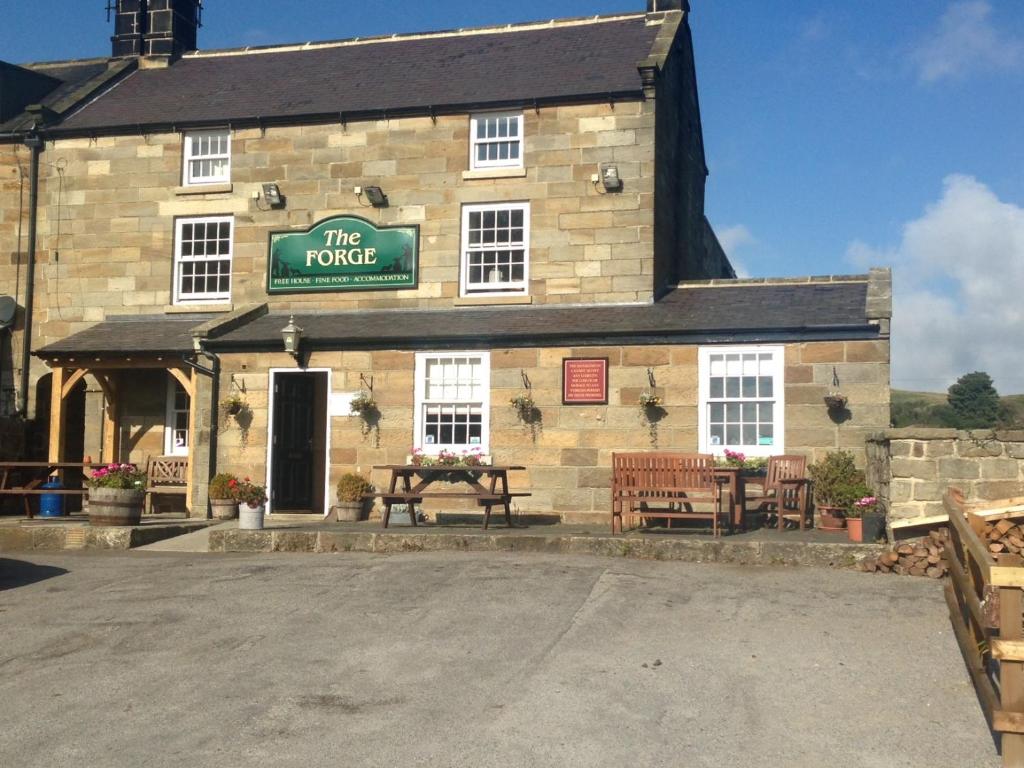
xmin=808 ymin=451 xmax=866 ymax=532
xmin=85 ymin=463 xmax=147 ymax=526
xmin=841 ymin=484 xmax=873 ymax=542
xmin=234 ymin=477 xmax=268 ymax=530
xmin=209 ymin=472 xmax=240 ymax=520
xmin=335 ymin=473 xmax=372 ymax=522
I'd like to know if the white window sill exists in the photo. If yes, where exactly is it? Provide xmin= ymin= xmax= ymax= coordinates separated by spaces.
xmin=175 ymin=183 xmax=234 ymax=196
xmin=462 ymin=167 xmax=527 ymax=181
xmin=454 ymin=295 xmax=532 ymax=306
xmin=165 ymin=303 xmax=233 ymax=314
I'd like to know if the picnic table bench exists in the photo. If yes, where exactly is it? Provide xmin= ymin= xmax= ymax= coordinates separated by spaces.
xmin=611 ymin=452 xmax=728 ymax=536
xmin=0 ymin=462 xmax=103 ymax=518
xmin=369 ymin=464 xmax=530 ymax=529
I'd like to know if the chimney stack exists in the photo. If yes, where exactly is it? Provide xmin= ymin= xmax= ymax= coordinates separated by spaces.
xmin=111 ymin=0 xmax=148 ymax=58
xmin=646 ymin=1 xmax=688 ymax=11
xmin=143 ymin=0 xmax=202 ymax=57
xmin=110 ymin=0 xmax=202 ymax=59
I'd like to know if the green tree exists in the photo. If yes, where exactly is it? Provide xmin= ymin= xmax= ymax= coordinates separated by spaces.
xmin=947 ymin=371 xmax=1000 ymax=428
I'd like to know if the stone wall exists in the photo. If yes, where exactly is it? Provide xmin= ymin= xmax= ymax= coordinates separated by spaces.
xmin=215 ymin=337 xmax=890 ymax=518
xmin=867 ymin=429 xmax=1024 ymax=521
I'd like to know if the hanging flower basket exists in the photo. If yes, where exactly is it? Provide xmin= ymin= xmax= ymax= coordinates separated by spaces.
xmin=824 ymin=393 xmax=848 ymax=411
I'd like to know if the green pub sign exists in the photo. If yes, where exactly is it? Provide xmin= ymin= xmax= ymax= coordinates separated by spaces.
xmin=267 ymin=215 xmax=418 ymax=294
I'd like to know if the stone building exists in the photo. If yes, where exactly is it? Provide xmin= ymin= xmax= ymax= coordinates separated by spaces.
xmin=0 ymin=1 xmax=891 ymax=519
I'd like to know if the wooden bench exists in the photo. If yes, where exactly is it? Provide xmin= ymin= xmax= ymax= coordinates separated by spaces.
xmin=611 ymin=452 xmax=728 ymax=536
xmin=144 ymin=455 xmax=189 ymax=514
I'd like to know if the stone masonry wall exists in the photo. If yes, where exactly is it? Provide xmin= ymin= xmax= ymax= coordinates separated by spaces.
xmin=867 ymin=429 xmax=1024 ymax=521
xmin=215 ymin=337 xmax=889 ymax=518
xmin=0 ymin=102 xmax=658 ymax=420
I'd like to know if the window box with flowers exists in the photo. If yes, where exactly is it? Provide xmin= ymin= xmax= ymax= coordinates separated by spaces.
xmin=85 ymin=463 xmax=147 ymax=526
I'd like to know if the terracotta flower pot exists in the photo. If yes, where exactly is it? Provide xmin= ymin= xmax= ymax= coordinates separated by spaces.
xmin=846 ymin=516 xmax=863 ymax=542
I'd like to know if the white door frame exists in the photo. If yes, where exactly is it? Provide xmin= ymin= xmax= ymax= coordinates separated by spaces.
xmin=266 ymin=367 xmax=333 ymax=518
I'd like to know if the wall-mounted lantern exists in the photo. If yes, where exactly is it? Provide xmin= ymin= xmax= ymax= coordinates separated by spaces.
xmin=281 ymin=315 xmax=303 ymax=360
xmin=363 ymin=185 xmax=389 ymax=207
xmin=262 ymin=182 xmax=285 ymax=208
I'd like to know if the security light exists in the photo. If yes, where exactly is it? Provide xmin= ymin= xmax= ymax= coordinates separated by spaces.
xmin=600 ymin=163 xmax=622 ymax=192
xmin=262 ymin=182 xmax=284 ymax=208
xmin=364 ymin=185 xmax=388 ymax=207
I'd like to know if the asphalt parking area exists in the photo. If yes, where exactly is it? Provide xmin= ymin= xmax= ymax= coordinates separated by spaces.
xmin=0 ymin=551 xmax=997 ymax=768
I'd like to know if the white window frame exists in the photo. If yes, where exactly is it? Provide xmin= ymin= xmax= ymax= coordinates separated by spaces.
xmin=164 ymin=376 xmax=190 ymax=456
xmin=698 ymin=345 xmax=785 ymax=457
xmin=469 ymin=112 xmax=524 ymax=170
xmin=182 ymin=129 xmax=231 ymax=186
xmin=173 ymin=215 xmax=234 ymax=305
xmin=459 ymin=202 xmax=530 ymax=297
xmin=413 ymin=352 xmax=491 ymax=455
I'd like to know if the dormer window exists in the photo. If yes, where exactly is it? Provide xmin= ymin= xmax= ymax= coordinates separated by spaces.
xmin=469 ymin=112 xmax=523 ymax=170
xmin=182 ymin=129 xmax=231 ymax=186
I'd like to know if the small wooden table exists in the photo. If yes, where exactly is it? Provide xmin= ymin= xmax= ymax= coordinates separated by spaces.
xmin=712 ymin=467 xmax=759 ymax=530
xmin=369 ymin=464 xmax=530 ymax=529
xmin=0 ymin=462 xmax=104 ymax=518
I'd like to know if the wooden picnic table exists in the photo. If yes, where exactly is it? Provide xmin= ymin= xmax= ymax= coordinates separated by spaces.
xmin=0 ymin=461 xmax=104 ymax=518
xmin=369 ymin=464 xmax=530 ymax=530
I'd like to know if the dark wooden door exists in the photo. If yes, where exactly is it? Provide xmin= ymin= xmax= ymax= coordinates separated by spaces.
xmin=271 ymin=374 xmax=315 ymax=510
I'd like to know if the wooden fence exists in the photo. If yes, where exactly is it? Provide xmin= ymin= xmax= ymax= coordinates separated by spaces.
xmin=945 ymin=488 xmax=1024 ymax=766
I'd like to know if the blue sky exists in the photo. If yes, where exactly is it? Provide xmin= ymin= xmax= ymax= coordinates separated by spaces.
xmin=3 ymin=1 xmax=1023 ymax=393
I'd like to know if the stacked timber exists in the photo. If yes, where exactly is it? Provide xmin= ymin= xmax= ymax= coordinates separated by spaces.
xmin=857 ymin=529 xmax=949 ymax=578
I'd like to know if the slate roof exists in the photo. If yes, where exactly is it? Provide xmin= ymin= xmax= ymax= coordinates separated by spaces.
xmin=0 ymin=58 xmax=134 ymax=133
xmin=35 ymin=314 xmax=215 ymax=357
xmin=203 ymin=280 xmax=876 ymax=351
xmin=54 ymin=14 xmax=661 ymax=134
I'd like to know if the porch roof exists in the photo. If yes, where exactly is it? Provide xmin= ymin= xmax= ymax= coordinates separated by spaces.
xmin=34 ymin=314 xmax=216 ymax=358
xmin=205 ymin=279 xmax=879 ymax=351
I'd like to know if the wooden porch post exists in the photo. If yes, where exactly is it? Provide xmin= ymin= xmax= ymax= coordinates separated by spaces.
xmin=48 ymin=367 xmax=67 ymax=463
xmin=93 ymin=373 xmax=119 ymax=463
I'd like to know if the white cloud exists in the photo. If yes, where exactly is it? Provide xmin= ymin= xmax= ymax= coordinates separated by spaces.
xmin=912 ymin=1 xmax=1022 ymax=82
xmin=846 ymin=175 xmax=1024 ymax=393
xmin=716 ymin=224 xmax=754 ymax=278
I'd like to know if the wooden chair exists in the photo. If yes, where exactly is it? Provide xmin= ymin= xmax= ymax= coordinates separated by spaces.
xmin=611 ymin=452 xmax=727 ymax=536
xmin=144 ymin=455 xmax=189 ymax=514
xmin=746 ymin=455 xmax=810 ymax=530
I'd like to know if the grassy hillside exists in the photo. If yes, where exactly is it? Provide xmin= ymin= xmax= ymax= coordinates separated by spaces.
xmin=891 ymin=390 xmax=1024 ymax=428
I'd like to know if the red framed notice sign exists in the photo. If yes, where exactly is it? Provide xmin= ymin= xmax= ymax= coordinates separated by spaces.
xmin=562 ymin=357 xmax=609 ymax=405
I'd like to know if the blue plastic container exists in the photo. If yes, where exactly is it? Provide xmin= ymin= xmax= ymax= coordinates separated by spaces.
xmin=38 ymin=480 xmax=65 ymax=518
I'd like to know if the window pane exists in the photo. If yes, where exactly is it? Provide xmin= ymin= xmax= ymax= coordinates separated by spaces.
xmin=725 ymin=377 xmax=740 ymax=398
xmin=742 ymin=376 xmax=756 ymax=397
xmin=759 ymin=376 xmax=773 ymax=398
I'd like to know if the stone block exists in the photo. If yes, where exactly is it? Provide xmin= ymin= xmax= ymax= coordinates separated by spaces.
xmin=578 ymin=467 xmax=612 ymax=488
xmin=844 ymin=341 xmax=889 ymax=363
xmin=912 ymin=481 xmax=944 ymax=502
xmin=958 ymin=441 xmax=1004 ymax=458
xmin=561 ymin=448 xmax=598 ymax=467
xmin=889 ymin=479 xmax=913 ymax=503
xmin=925 ymin=440 xmax=955 ymax=457
xmin=980 ymin=459 xmax=1022 ymax=480
xmin=891 ymin=457 xmax=936 ymax=480
xmin=622 ymin=347 xmax=670 ymax=367
xmin=800 ymin=342 xmax=845 ymax=363
xmin=1006 ymin=443 xmax=1024 ymax=460
xmin=937 ymin=457 xmax=981 ymax=480
xmin=977 ymin=481 xmax=1024 ymax=500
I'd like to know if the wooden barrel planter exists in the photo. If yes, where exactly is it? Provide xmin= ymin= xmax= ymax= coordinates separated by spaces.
xmin=87 ymin=487 xmax=145 ymax=526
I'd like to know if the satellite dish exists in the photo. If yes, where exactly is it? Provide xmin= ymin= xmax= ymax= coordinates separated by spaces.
xmin=0 ymin=296 xmax=16 ymax=329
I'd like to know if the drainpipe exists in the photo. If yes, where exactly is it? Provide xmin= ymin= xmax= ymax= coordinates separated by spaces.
xmin=18 ymin=133 xmax=42 ymax=417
